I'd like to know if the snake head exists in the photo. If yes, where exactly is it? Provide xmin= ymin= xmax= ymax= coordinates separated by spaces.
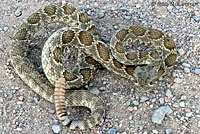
xmin=133 ymin=65 xmax=158 ymax=91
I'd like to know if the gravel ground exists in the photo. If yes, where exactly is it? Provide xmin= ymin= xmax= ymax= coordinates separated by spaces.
xmin=0 ymin=0 xmax=200 ymax=134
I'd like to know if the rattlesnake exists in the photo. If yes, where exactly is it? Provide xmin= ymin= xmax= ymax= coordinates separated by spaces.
xmin=10 ymin=4 xmax=177 ymax=130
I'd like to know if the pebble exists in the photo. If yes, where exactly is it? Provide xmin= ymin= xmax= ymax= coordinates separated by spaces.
xmin=152 ymin=105 xmax=173 ymax=124
xmin=184 ymin=67 xmax=190 ymax=73
xmin=166 ymin=89 xmax=173 ymax=98
xmin=17 ymin=101 xmax=23 ymax=105
xmin=167 ymin=5 xmax=173 ymax=12
xmin=179 ymin=101 xmax=185 ymax=107
xmin=159 ymin=98 xmax=165 ymax=104
xmin=182 ymin=63 xmax=191 ymax=68
xmin=194 ymin=68 xmax=200 ymax=74
xmin=174 ymin=78 xmax=183 ymax=84
xmin=132 ymin=100 xmax=139 ymax=105
xmin=193 ymin=15 xmax=200 ymax=22
xmin=180 ymin=95 xmax=187 ymax=100
xmin=172 ymin=103 xmax=179 ymax=108
xmin=152 ymin=129 xmax=158 ymax=134
xmin=153 ymin=90 xmax=158 ymax=94
xmin=124 ymin=15 xmax=132 ymax=20
xmin=128 ymin=107 xmax=134 ymax=111
xmin=4 ymin=26 xmax=8 ymax=31
xmin=89 ymin=87 xmax=100 ymax=95
xmin=124 ymin=100 xmax=132 ymax=106
xmin=178 ymin=48 xmax=185 ymax=56
xmin=108 ymin=128 xmax=117 ymax=134
xmin=99 ymin=86 xmax=106 ymax=91
xmin=140 ymin=96 xmax=149 ymax=102
xmin=15 ymin=127 xmax=22 ymax=132
xmin=98 ymin=12 xmax=105 ymax=18
xmin=120 ymin=7 xmax=128 ymax=11
xmin=52 ymin=124 xmax=62 ymax=134
xmin=185 ymin=112 xmax=193 ymax=117
xmin=18 ymin=96 xmax=24 ymax=101
xmin=93 ymin=2 xmax=98 ymax=7
xmin=113 ymin=25 xmax=118 ymax=30
xmin=165 ymin=129 xmax=172 ymax=134
xmin=15 ymin=86 xmax=20 ymax=90
xmin=49 ymin=109 xmax=55 ymax=114
xmin=14 ymin=9 xmax=22 ymax=17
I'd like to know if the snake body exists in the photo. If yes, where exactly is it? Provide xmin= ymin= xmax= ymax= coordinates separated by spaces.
xmin=10 ymin=4 xmax=177 ymax=130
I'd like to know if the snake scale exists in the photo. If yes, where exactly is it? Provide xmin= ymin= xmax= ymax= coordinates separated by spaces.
xmin=10 ymin=4 xmax=177 ymax=130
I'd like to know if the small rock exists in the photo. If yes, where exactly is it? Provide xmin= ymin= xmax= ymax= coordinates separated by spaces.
xmin=153 ymin=90 xmax=159 ymax=94
xmin=113 ymin=25 xmax=118 ymax=30
xmin=18 ymin=96 xmax=24 ymax=101
xmin=99 ymin=86 xmax=106 ymax=91
xmin=182 ymin=63 xmax=191 ymax=68
xmin=49 ymin=109 xmax=55 ymax=114
xmin=194 ymin=68 xmax=200 ymax=74
xmin=165 ymin=129 xmax=172 ymax=134
xmin=140 ymin=96 xmax=149 ymax=102
xmin=136 ymin=4 xmax=141 ymax=8
xmin=98 ymin=12 xmax=105 ymax=18
xmin=120 ymin=7 xmax=128 ymax=11
xmin=172 ymin=103 xmax=179 ymax=108
xmin=180 ymin=95 xmax=187 ymax=100
xmin=133 ymin=106 xmax=138 ymax=111
xmin=4 ymin=27 xmax=8 ymax=31
xmin=15 ymin=9 xmax=22 ymax=17
xmin=15 ymin=127 xmax=22 ymax=132
xmin=166 ymin=89 xmax=173 ymax=98
xmin=174 ymin=78 xmax=182 ymax=84
xmin=179 ymin=101 xmax=185 ymax=107
xmin=167 ymin=5 xmax=173 ymax=12
xmin=193 ymin=15 xmax=200 ymax=22
xmin=15 ymin=86 xmax=20 ymax=90
xmin=108 ymin=128 xmax=117 ymax=134
xmin=184 ymin=67 xmax=190 ymax=73
xmin=124 ymin=100 xmax=132 ymax=106
xmin=122 ymin=132 xmax=127 ymax=134
xmin=93 ymin=2 xmax=98 ymax=7
xmin=159 ymin=98 xmax=165 ymax=104
xmin=89 ymin=87 xmax=100 ymax=95
xmin=175 ymin=6 xmax=180 ymax=9
xmin=17 ymin=101 xmax=23 ymax=105
xmin=186 ymin=112 xmax=193 ymax=117
xmin=152 ymin=105 xmax=173 ymax=124
xmin=132 ymin=100 xmax=139 ymax=105
xmin=152 ymin=129 xmax=158 ymax=134
xmin=130 ymin=120 xmax=134 ymax=124
xmin=178 ymin=48 xmax=185 ymax=56
xmin=124 ymin=15 xmax=132 ymax=20
xmin=127 ymin=107 xmax=133 ymax=111
xmin=152 ymin=98 xmax=156 ymax=103
xmin=52 ymin=124 xmax=62 ymax=134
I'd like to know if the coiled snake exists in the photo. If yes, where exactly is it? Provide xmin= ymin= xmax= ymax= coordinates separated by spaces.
xmin=10 ymin=4 xmax=177 ymax=130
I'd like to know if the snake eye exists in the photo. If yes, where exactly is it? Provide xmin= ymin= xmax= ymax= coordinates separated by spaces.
xmin=149 ymin=81 xmax=153 ymax=86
